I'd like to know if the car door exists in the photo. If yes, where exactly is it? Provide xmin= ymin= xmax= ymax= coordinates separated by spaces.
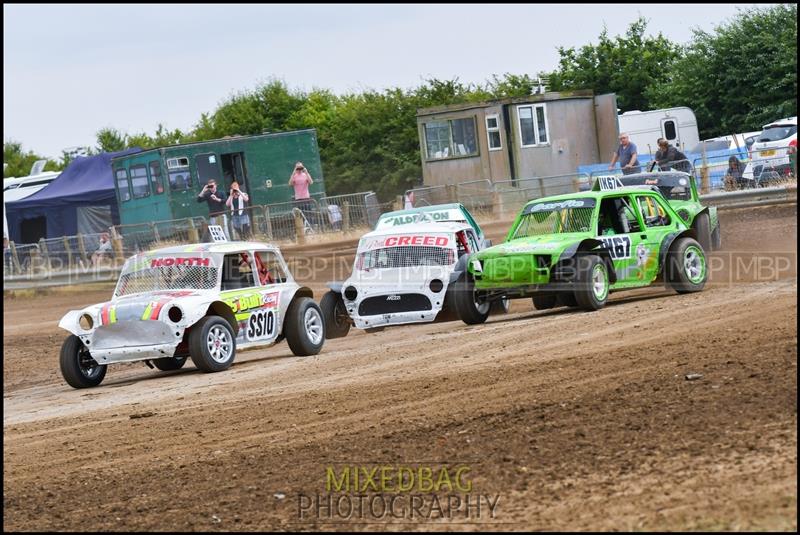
xmin=596 ymin=194 xmax=649 ymax=289
xmin=633 ymin=194 xmax=674 ymax=283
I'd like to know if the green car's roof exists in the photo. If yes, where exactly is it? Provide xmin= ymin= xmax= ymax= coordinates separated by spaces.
xmin=523 ymin=186 xmax=662 ymax=208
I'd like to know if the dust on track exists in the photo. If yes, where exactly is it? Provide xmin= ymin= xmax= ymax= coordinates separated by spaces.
xmin=3 ymin=204 xmax=797 ymax=531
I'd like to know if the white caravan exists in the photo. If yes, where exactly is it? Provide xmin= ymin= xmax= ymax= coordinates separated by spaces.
xmin=3 ymin=162 xmax=61 ymax=238
xmin=618 ymin=107 xmax=700 ymax=157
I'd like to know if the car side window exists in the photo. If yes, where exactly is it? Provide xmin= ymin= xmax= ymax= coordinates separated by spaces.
xmin=598 ymin=196 xmax=640 ymax=235
xmin=465 ymin=229 xmax=480 ymax=252
xmin=221 ymin=253 xmax=256 ymax=291
xmin=637 ymin=195 xmax=671 ymax=228
xmin=255 ymin=251 xmax=288 ymax=285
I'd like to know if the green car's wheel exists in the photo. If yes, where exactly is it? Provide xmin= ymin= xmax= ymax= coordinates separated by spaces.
xmin=711 ymin=223 xmax=722 ymax=250
xmin=694 ymin=212 xmax=712 ymax=252
xmin=667 ymin=237 xmax=707 ymax=294
xmin=320 ymin=290 xmax=350 ymax=339
xmin=532 ymin=293 xmax=557 ymax=310
xmin=451 ymin=273 xmax=490 ymax=325
xmin=574 ymin=255 xmax=609 ymax=311
xmin=556 ymin=292 xmax=578 ymax=307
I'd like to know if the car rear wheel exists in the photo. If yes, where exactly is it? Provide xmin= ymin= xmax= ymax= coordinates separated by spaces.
xmin=667 ymin=237 xmax=707 ymax=294
xmin=153 ymin=356 xmax=188 ymax=371
xmin=189 ymin=316 xmax=236 ymax=372
xmin=60 ymin=334 xmax=106 ymax=389
xmin=320 ymin=290 xmax=350 ymax=339
xmin=285 ymin=297 xmax=325 ymax=356
xmin=574 ymin=255 xmax=609 ymax=311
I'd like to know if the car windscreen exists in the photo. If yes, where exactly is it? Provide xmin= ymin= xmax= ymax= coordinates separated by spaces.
xmin=512 ymin=200 xmax=595 ymax=238
xmin=114 ymin=256 xmax=218 ymax=297
xmin=758 ymin=125 xmax=797 ymax=142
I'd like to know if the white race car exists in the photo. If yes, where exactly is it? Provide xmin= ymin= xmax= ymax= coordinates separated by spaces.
xmin=319 ymin=220 xmax=505 ymax=338
xmin=58 ymin=240 xmax=325 ymax=388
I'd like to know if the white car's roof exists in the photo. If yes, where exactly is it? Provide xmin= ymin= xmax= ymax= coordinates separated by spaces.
xmin=361 ymin=221 xmax=470 ymax=239
xmin=143 ymin=241 xmax=280 ymax=256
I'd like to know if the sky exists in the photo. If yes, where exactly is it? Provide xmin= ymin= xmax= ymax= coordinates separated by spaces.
xmin=4 ymin=3 xmax=767 ymax=160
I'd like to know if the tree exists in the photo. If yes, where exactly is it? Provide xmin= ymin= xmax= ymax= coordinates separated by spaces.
xmin=648 ymin=4 xmax=797 ymax=138
xmin=548 ymin=17 xmax=681 ymax=112
xmin=95 ymin=127 xmax=127 ymax=153
xmin=3 ymin=141 xmax=61 ymax=178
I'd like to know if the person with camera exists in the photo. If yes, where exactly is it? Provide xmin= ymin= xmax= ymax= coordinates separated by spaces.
xmin=226 ymin=181 xmax=252 ymax=240
xmin=197 ymin=178 xmax=228 ymax=239
xmin=288 ymin=161 xmax=315 ymax=225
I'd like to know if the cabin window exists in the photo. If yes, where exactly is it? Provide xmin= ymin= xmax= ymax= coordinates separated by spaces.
xmin=424 ymin=117 xmax=479 ymax=160
xmin=166 ymin=157 xmax=190 ymax=169
xmin=167 ymin=157 xmax=192 ymax=191
xmin=486 ymin=114 xmax=502 ymax=150
xmin=130 ymin=165 xmax=150 ymax=199
xmin=518 ymin=104 xmax=549 ymax=147
xmin=149 ymin=161 xmax=165 ymax=194
xmin=115 ymin=168 xmax=131 ymax=202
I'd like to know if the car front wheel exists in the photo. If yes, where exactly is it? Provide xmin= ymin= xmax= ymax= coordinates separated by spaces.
xmin=574 ymin=255 xmax=609 ymax=311
xmin=285 ymin=297 xmax=325 ymax=356
xmin=60 ymin=334 xmax=107 ymax=388
xmin=189 ymin=316 xmax=236 ymax=372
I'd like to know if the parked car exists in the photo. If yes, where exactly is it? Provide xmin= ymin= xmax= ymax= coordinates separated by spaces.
xmin=458 ymin=178 xmax=708 ymax=322
xmin=58 ymin=240 xmax=324 ymax=388
xmin=743 ymin=117 xmax=797 ymax=184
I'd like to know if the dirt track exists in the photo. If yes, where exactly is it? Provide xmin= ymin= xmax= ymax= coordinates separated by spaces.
xmin=3 ymin=205 xmax=797 ymax=531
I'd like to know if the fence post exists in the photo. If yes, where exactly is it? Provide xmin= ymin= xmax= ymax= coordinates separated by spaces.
xmin=293 ymin=208 xmax=306 ymax=245
xmin=446 ymin=184 xmax=458 ymax=203
xmin=9 ymin=241 xmax=21 ymax=274
xmin=62 ymin=235 xmax=74 ymax=270
xmin=151 ymin=222 xmax=160 ymax=243
xmin=572 ymin=176 xmax=580 ymax=192
xmin=187 ymin=218 xmax=200 ymax=243
xmin=342 ymin=201 xmax=351 ymax=232
xmin=539 ymin=177 xmax=547 ymax=199
xmin=38 ymin=238 xmax=52 ymax=272
xmin=700 ymin=145 xmax=710 ymax=194
xmin=110 ymin=227 xmax=125 ymax=264
xmin=492 ymin=189 xmax=504 ymax=219
xmin=263 ymin=206 xmax=273 ymax=240
xmin=76 ymin=233 xmax=88 ymax=266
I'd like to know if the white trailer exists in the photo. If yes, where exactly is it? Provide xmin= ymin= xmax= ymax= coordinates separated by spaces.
xmin=3 ymin=165 xmax=60 ymax=238
xmin=618 ymin=107 xmax=700 ymax=157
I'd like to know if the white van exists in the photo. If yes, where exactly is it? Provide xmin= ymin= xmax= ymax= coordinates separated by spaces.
xmin=618 ymin=107 xmax=700 ymax=156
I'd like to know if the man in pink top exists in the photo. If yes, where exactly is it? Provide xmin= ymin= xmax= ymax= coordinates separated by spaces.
xmin=288 ymin=161 xmax=313 ymax=200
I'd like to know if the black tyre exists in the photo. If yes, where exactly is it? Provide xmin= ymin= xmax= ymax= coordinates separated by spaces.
xmin=490 ymin=297 xmax=510 ymax=315
xmin=711 ymin=223 xmax=721 ymax=250
xmin=694 ymin=212 xmax=712 ymax=252
xmin=153 ymin=356 xmax=188 ymax=371
xmin=284 ymin=297 xmax=325 ymax=356
xmin=666 ymin=237 xmax=707 ymax=294
xmin=574 ymin=255 xmax=609 ymax=311
xmin=532 ymin=293 xmax=557 ymax=310
xmin=189 ymin=316 xmax=236 ymax=373
xmin=320 ymin=290 xmax=350 ymax=339
xmin=556 ymin=291 xmax=578 ymax=307
xmin=60 ymin=334 xmax=106 ymax=389
xmin=451 ymin=273 xmax=490 ymax=325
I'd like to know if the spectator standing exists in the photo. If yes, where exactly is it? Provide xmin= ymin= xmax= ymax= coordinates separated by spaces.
xmin=289 ymin=161 xmax=315 ymax=224
xmin=654 ymin=138 xmax=691 ymax=173
xmin=92 ymin=233 xmax=113 ymax=266
xmin=226 ymin=181 xmax=251 ymax=240
xmin=197 ymin=179 xmax=228 ymax=238
xmin=404 ymin=191 xmax=415 ymax=209
xmin=609 ymin=133 xmax=641 ymax=175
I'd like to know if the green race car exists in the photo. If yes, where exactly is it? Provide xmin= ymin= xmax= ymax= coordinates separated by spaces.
xmin=615 ymin=171 xmax=720 ymax=251
xmin=456 ymin=178 xmax=708 ymax=323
